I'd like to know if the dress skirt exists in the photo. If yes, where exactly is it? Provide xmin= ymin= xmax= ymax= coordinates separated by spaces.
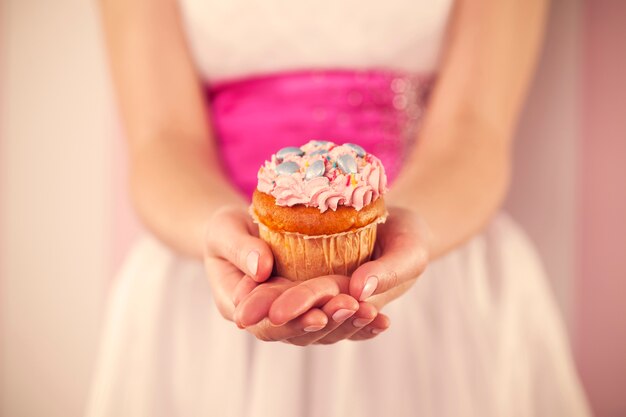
xmin=86 ymin=213 xmax=590 ymax=417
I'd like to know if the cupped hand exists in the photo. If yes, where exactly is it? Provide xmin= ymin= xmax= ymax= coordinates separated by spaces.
xmin=203 ymin=205 xmax=273 ymax=319
xmin=349 ymin=206 xmax=430 ymax=310
xmin=234 ymin=274 xmax=390 ymax=345
xmin=203 ymin=205 xmax=386 ymax=343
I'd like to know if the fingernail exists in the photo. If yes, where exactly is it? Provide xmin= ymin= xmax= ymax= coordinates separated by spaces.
xmin=304 ymin=324 xmax=325 ymax=332
xmin=332 ymin=309 xmax=355 ymax=323
xmin=353 ymin=318 xmax=370 ymax=328
xmin=233 ymin=312 xmax=245 ymax=328
xmin=359 ymin=276 xmax=378 ymax=301
xmin=246 ymin=251 xmax=259 ymax=276
xmin=371 ymin=328 xmax=383 ymax=334
xmin=235 ymin=316 xmax=246 ymax=329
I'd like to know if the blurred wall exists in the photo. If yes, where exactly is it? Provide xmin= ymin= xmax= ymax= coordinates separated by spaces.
xmin=0 ymin=0 xmax=623 ymax=416
xmin=0 ymin=1 xmax=112 ymax=416
xmin=506 ymin=0 xmax=581 ymax=331
xmin=577 ymin=1 xmax=626 ymax=416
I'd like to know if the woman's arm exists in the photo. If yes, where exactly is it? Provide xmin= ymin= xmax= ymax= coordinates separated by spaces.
xmin=100 ymin=0 xmax=242 ymax=258
xmin=342 ymin=0 xmax=550 ymax=306
xmin=389 ymin=0 xmax=549 ymax=259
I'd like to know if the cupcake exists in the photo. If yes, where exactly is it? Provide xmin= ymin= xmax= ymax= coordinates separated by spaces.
xmin=251 ymin=140 xmax=388 ymax=281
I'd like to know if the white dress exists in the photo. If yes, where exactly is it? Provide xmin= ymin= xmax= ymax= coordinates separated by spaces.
xmin=86 ymin=1 xmax=591 ymax=416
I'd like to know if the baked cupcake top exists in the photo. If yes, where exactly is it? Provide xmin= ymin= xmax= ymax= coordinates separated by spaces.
xmin=257 ymin=140 xmax=388 ymax=212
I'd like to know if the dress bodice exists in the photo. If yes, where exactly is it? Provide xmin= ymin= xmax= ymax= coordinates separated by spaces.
xmin=177 ymin=1 xmax=454 ymax=197
xmin=179 ymin=0 xmax=453 ymax=82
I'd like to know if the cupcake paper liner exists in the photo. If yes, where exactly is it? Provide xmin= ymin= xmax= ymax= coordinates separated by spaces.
xmin=250 ymin=208 xmax=388 ymax=281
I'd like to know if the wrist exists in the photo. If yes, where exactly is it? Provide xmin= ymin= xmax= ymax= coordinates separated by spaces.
xmin=385 ymin=205 xmax=434 ymax=260
xmin=201 ymin=200 xmax=249 ymax=253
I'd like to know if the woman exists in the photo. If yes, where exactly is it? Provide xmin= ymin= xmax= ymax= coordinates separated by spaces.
xmin=87 ymin=0 xmax=590 ymax=416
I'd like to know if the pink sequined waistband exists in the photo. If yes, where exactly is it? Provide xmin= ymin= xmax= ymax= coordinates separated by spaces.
xmin=207 ymin=70 xmax=434 ymax=197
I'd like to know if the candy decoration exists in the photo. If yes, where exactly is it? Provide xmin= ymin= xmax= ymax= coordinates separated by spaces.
xmin=256 ymin=140 xmax=387 ymax=212
xmin=276 ymin=146 xmax=304 ymax=160
xmin=276 ymin=161 xmax=300 ymax=175
xmin=345 ymin=143 xmax=366 ymax=157
xmin=337 ymin=154 xmax=358 ymax=174
xmin=304 ymin=159 xmax=325 ymax=180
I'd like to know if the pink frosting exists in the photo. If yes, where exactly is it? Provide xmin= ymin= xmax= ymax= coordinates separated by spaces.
xmin=257 ymin=140 xmax=388 ymax=212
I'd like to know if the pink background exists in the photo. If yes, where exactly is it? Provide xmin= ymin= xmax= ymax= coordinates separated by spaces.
xmin=577 ymin=1 xmax=626 ymax=416
xmin=1 ymin=1 xmax=624 ymax=416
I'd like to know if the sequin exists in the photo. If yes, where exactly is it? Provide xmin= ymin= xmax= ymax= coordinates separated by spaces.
xmin=393 ymin=95 xmax=408 ymax=110
xmin=391 ymin=78 xmax=408 ymax=93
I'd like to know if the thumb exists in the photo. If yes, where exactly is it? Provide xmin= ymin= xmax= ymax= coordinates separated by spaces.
xmin=350 ymin=208 xmax=429 ymax=300
xmin=206 ymin=207 xmax=274 ymax=282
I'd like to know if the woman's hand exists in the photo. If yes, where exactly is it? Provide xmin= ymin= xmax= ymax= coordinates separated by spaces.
xmin=348 ymin=206 xmax=430 ymax=310
xmin=203 ymin=205 xmax=386 ymax=343
xmin=230 ymin=206 xmax=426 ymax=345
xmin=203 ymin=205 xmax=274 ymax=319
xmin=233 ymin=275 xmax=390 ymax=346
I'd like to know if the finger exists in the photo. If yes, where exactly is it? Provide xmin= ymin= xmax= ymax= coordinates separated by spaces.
xmin=206 ymin=208 xmax=274 ymax=282
xmin=233 ymin=275 xmax=292 ymax=306
xmin=350 ymin=210 xmax=429 ymax=301
xmin=234 ymin=281 xmax=292 ymax=328
xmin=314 ymin=302 xmax=378 ymax=345
xmin=284 ymin=294 xmax=359 ymax=346
xmin=268 ymin=275 xmax=350 ymax=326
xmin=249 ymin=308 xmax=328 ymax=342
xmin=364 ymin=279 xmax=416 ymax=310
xmin=349 ymin=314 xmax=391 ymax=341
xmin=204 ymin=257 xmax=245 ymax=321
xmin=232 ymin=275 xmax=259 ymax=306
